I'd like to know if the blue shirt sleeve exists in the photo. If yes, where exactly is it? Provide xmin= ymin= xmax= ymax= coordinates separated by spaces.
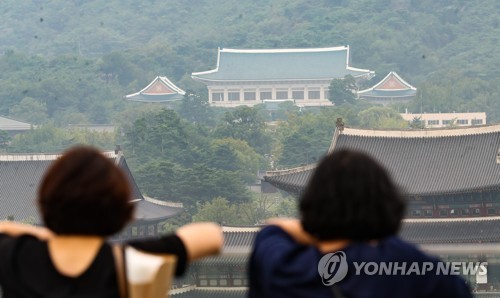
xmin=249 ymin=226 xmax=330 ymax=298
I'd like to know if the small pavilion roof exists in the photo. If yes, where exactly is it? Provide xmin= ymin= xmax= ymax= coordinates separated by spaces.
xmin=0 ymin=151 xmax=182 ymax=224
xmin=192 ymin=46 xmax=374 ymax=82
xmin=265 ymin=124 xmax=500 ymax=197
xmin=0 ymin=115 xmax=33 ymax=131
xmin=125 ymin=76 xmax=185 ymax=102
xmin=358 ymin=71 xmax=417 ymax=99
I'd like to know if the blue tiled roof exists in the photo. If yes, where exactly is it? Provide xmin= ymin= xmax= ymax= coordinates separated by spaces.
xmin=358 ymin=71 xmax=417 ymax=99
xmin=358 ymin=88 xmax=416 ymax=98
xmin=192 ymin=47 xmax=373 ymax=82
xmin=125 ymin=76 xmax=185 ymax=103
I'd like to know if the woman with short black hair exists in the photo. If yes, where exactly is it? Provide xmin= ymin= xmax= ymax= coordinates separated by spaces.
xmin=0 ymin=146 xmax=222 ymax=298
xmin=249 ymin=149 xmax=471 ymax=298
xmin=300 ymin=149 xmax=405 ymax=241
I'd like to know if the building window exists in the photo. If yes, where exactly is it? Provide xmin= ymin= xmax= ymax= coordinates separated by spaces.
xmin=424 ymin=210 xmax=433 ymax=217
xmin=308 ymin=90 xmax=320 ymax=99
xmin=324 ymin=90 xmax=330 ymax=100
xmin=292 ymin=90 xmax=304 ymax=100
xmin=244 ymin=91 xmax=256 ymax=101
xmin=276 ymin=90 xmax=289 ymax=99
xmin=411 ymin=210 xmax=421 ymax=217
xmin=456 ymin=119 xmax=468 ymax=125
xmin=471 ymin=119 xmax=483 ymax=125
xmin=228 ymin=91 xmax=240 ymax=101
xmin=212 ymin=91 xmax=224 ymax=102
xmin=442 ymin=120 xmax=452 ymax=125
xmin=474 ymin=208 xmax=481 ymax=215
xmin=427 ymin=120 xmax=439 ymax=125
xmin=439 ymin=209 xmax=448 ymax=216
xmin=461 ymin=209 xmax=470 ymax=216
xmin=260 ymin=90 xmax=272 ymax=100
xmin=487 ymin=208 xmax=496 ymax=215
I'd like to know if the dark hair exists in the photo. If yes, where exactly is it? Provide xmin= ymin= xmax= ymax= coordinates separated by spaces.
xmin=300 ymin=149 xmax=405 ymax=241
xmin=38 ymin=146 xmax=134 ymax=236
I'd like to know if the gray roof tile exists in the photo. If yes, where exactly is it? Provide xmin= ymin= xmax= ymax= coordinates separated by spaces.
xmin=0 ymin=152 xmax=181 ymax=224
xmin=265 ymin=125 xmax=500 ymax=196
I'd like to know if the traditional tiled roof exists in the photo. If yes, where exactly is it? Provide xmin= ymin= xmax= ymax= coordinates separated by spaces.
xmin=171 ymin=286 xmax=247 ymax=298
xmin=265 ymin=124 xmax=500 ymax=197
xmin=192 ymin=47 xmax=374 ymax=82
xmin=358 ymin=71 xmax=417 ymax=99
xmin=222 ymin=226 xmax=259 ymax=249
xmin=190 ymin=227 xmax=258 ymax=267
xmin=400 ymin=217 xmax=500 ymax=244
xmin=206 ymin=218 xmax=500 ymax=249
xmin=125 ymin=76 xmax=185 ymax=102
xmin=0 ymin=151 xmax=182 ymax=223
xmin=0 ymin=115 xmax=33 ymax=131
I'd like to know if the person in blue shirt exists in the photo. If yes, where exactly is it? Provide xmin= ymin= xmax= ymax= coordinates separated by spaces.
xmin=249 ymin=149 xmax=472 ymax=298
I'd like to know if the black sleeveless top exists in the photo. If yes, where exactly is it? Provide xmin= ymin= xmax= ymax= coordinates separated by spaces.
xmin=0 ymin=234 xmax=187 ymax=298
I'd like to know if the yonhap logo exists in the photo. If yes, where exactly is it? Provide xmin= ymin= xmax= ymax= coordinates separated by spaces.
xmin=318 ymin=251 xmax=348 ymax=286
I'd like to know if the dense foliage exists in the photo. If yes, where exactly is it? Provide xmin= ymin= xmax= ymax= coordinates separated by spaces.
xmin=0 ymin=0 xmax=498 ymax=223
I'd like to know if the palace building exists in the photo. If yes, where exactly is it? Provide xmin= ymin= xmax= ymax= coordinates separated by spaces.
xmin=166 ymin=123 xmax=500 ymax=297
xmin=169 ymin=222 xmax=500 ymax=297
xmin=358 ymin=71 xmax=417 ymax=104
xmin=125 ymin=76 xmax=186 ymax=103
xmin=192 ymin=46 xmax=374 ymax=108
xmin=264 ymin=123 xmax=500 ymax=218
xmin=0 ymin=149 xmax=182 ymax=239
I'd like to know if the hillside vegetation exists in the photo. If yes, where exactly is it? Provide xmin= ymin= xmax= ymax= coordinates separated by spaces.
xmin=0 ymin=0 xmax=498 ymax=121
xmin=0 ymin=0 xmax=499 ymax=222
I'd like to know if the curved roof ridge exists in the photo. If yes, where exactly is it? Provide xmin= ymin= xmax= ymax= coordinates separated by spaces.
xmin=342 ymin=124 xmax=500 ymax=138
xmin=265 ymin=163 xmax=317 ymax=177
xmin=0 ymin=151 xmax=117 ymax=161
xmin=222 ymin=226 xmax=261 ymax=233
xmin=125 ymin=76 xmax=185 ymax=99
xmin=403 ymin=216 xmax=500 ymax=223
xmin=220 ymin=46 xmax=349 ymax=54
xmin=359 ymin=71 xmax=416 ymax=94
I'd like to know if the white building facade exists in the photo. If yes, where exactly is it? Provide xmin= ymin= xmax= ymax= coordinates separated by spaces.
xmin=400 ymin=112 xmax=487 ymax=128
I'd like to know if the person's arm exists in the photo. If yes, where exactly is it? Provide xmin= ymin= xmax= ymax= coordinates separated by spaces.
xmin=0 ymin=221 xmax=53 ymax=240
xmin=265 ymin=218 xmax=317 ymax=245
xmin=265 ymin=218 xmax=349 ymax=253
xmin=175 ymin=222 xmax=223 ymax=262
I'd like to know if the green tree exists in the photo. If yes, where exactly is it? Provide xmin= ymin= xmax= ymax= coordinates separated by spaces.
xmin=177 ymin=92 xmax=215 ymax=126
xmin=134 ymin=159 xmax=179 ymax=200
xmin=210 ymin=138 xmax=264 ymax=182
xmin=0 ymin=130 xmax=11 ymax=150
xmin=214 ymin=106 xmax=272 ymax=154
xmin=328 ymin=75 xmax=357 ymax=106
xmin=8 ymin=97 xmax=49 ymax=124
xmin=358 ymin=106 xmax=408 ymax=129
xmin=192 ymin=197 xmax=240 ymax=225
